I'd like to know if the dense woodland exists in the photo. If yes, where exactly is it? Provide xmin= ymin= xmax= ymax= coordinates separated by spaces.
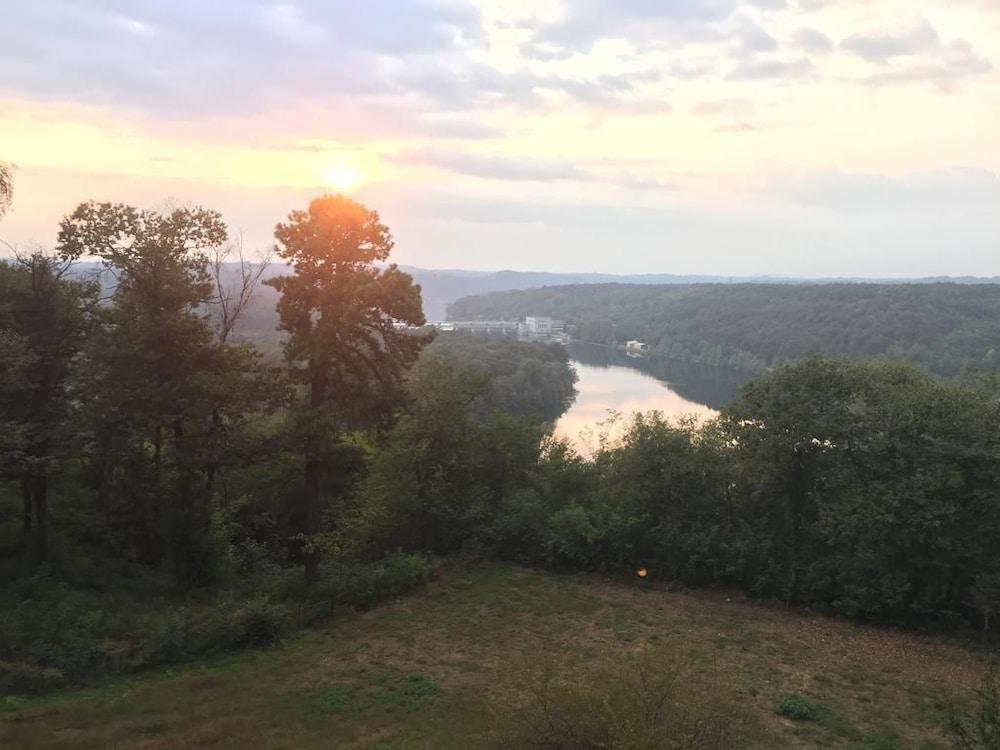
xmin=423 ymin=335 xmax=577 ymax=423
xmin=448 ymin=283 xmax=1000 ymax=376
xmin=2 ymin=188 xmax=1000 ymax=735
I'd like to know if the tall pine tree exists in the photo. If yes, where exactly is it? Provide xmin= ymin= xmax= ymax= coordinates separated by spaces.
xmin=268 ymin=195 xmax=430 ymax=584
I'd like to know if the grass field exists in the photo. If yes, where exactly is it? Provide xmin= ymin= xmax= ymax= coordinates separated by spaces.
xmin=1 ymin=562 xmax=991 ymax=749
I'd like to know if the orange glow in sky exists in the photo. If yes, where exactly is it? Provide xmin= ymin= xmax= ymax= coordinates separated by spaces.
xmin=0 ymin=1 xmax=998 ymax=275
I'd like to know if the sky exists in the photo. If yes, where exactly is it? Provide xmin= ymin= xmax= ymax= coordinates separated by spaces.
xmin=1 ymin=0 xmax=998 ymax=276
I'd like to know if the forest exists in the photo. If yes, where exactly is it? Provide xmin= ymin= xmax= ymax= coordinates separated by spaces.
xmin=448 ymin=282 xmax=1000 ymax=377
xmin=3 ymin=192 xmax=1000 ymax=748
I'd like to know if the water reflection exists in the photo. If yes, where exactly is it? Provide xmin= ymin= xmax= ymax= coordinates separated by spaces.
xmin=554 ymin=343 xmax=752 ymax=453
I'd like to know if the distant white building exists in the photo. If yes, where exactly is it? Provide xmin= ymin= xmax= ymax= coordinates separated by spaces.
xmin=625 ymin=340 xmax=649 ymax=354
xmin=524 ymin=316 xmax=553 ymax=336
xmin=518 ymin=315 xmax=553 ymax=339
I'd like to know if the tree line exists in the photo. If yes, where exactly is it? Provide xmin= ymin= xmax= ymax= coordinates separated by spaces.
xmin=4 ymin=189 xmax=1000 ymax=697
xmin=349 ymin=354 xmax=1000 ymax=631
xmin=1 ymin=196 xmax=432 ymax=589
xmin=0 ymin=192 xmax=585 ymax=692
xmin=447 ymin=282 xmax=1000 ymax=377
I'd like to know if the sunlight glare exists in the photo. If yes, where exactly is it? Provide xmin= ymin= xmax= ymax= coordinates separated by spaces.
xmin=324 ymin=165 xmax=361 ymax=192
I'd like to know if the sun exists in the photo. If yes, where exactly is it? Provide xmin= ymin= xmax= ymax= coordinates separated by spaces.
xmin=324 ymin=166 xmax=361 ymax=192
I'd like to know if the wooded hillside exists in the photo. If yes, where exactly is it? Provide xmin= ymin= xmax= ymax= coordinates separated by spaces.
xmin=448 ymin=283 xmax=1000 ymax=376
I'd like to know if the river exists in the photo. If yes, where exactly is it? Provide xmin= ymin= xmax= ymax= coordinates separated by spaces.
xmin=554 ymin=342 xmax=753 ymax=453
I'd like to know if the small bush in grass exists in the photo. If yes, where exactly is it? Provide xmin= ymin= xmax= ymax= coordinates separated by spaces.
xmin=376 ymin=673 xmax=443 ymax=710
xmin=235 ymin=597 xmax=290 ymax=647
xmin=305 ymin=553 xmax=434 ymax=615
xmin=775 ymin=693 xmax=822 ymax=721
xmin=0 ymin=661 xmax=66 ymax=695
xmin=490 ymin=649 xmax=751 ymax=749
xmin=945 ymin=665 xmax=1000 ymax=750
xmin=293 ymin=672 xmax=443 ymax=719
xmin=320 ymin=684 xmax=362 ymax=714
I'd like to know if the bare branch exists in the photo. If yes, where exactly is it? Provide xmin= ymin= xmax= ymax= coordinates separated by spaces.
xmin=209 ymin=233 xmax=273 ymax=344
xmin=0 ymin=162 xmax=13 ymax=219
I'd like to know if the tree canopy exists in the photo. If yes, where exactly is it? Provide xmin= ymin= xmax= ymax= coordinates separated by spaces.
xmin=267 ymin=195 xmax=431 ymax=584
xmin=449 ymin=282 xmax=1000 ymax=377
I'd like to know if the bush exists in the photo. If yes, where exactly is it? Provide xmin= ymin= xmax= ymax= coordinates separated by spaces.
xmin=945 ymin=665 xmax=1000 ymax=749
xmin=0 ymin=661 xmax=66 ymax=695
xmin=775 ymin=693 xmax=823 ymax=722
xmin=489 ymin=649 xmax=753 ymax=749
xmin=304 ymin=553 xmax=435 ymax=617
xmin=236 ymin=597 xmax=290 ymax=647
xmin=0 ymin=554 xmax=433 ymax=697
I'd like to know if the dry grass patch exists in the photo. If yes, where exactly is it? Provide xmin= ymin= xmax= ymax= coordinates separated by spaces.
xmin=1 ymin=562 xmax=991 ymax=749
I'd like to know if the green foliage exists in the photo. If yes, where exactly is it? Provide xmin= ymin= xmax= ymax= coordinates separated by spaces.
xmin=0 ymin=660 xmax=65 ymax=696
xmin=449 ymin=282 xmax=1000 ymax=377
xmin=300 ymin=554 xmax=436 ymax=615
xmin=723 ymin=357 xmax=1000 ymax=622
xmin=776 ymin=694 xmax=823 ymax=721
xmin=0 ymin=195 xmax=440 ymax=697
xmin=266 ymin=195 xmax=431 ymax=584
xmin=376 ymin=673 xmax=444 ymax=710
xmin=347 ymin=357 xmax=545 ymax=556
xmin=946 ymin=666 xmax=1000 ymax=750
xmin=350 ymin=354 xmax=1000 ymax=629
xmin=0 ymin=554 xmax=432 ymax=696
xmin=10 ymin=185 xmax=1000 ymax=716
xmin=971 ymin=572 xmax=1000 ymax=637
xmin=293 ymin=672 xmax=443 ymax=720
xmin=489 ymin=650 xmax=745 ymax=749
xmin=424 ymin=334 xmax=577 ymax=422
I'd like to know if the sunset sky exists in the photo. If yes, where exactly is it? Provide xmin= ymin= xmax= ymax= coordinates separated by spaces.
xmin=1 ymin=0 xmax=998 ymax=276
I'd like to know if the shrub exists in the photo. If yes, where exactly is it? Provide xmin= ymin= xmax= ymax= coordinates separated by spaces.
xmin=775 ymin=693 xmax=823 ymax=722
xmin=945 ymin=665 xmax=1000 ymax=750
xmin=377 ymin=673 xmax=443 ymax=710
xmin=306 ymin=553 xmax=434 ymax=615
xmin=0 ymin=554 xmax=432 ymax=696
xmin=490 ymin=649 xmax=752 ymax=749
xmin=0 ymin=661 xmax=66 ymax=695
xmin=235 ymin=597 xmax=290 ymax=647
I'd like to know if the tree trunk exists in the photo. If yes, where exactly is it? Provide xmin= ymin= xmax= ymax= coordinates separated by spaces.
xmin=303 ymin=361 xmax=328 ymax=589
xmin=31 ymin=472 xmax=47 ymax=567
xmin=153 ymin=424 xmax=163 ymax=472
xmin=21 ymin=477 xmax=33 ymax=537
xmin=304 ymin=457 xmax=322 ymax=588
xmin=786 ymin=455 xmax=807 ymax=605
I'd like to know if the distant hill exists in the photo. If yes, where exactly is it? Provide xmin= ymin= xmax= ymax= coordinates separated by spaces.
xmin=397 ymin=267 xmax=1000 ymax=322
xmin=397 ymin=267 xmax=807 ymax=321
xmin=447 ymin=282 xmax=1000 ymax=377
xmin=63 ymin=262 xmax=1000 ymax=365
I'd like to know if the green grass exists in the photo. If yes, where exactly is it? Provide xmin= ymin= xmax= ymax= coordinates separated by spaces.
xmin=0 ymin=561 xmax=988 ymax=749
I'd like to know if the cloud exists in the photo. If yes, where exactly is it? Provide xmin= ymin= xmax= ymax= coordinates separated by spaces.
xmin=779 ymin=168 xmax=1000 ymax=210
xmin=523 ymin=0 xmax=740 ymax=58
xmin=793 ymin=27 xmax=833 ymax=55
xmin=693 ymin=99 xmax=754 ymax=116
xmin=0 ymin=0 xmax=484 ymax=115
xmin=0 ymin=0 xmax=678 ymax=127
xmin=841 ymin=20 xmax=940 ymax=62
xmin=692 ymin=98 xmax=756 ymax=129
xmin=390 ymin=149 xmax=682 ymax=191
xmin=392 ymin=149 xmax=588 ymax=182
xmin=735 ymin=17 xmax=779 ymax=55
xmin=861 ymin=40 xmax=992 ymax=90
xmin=837 ymin=20 xmax=992 ymax=89
xmin=728 ymin=56 xmax=813 ymax=80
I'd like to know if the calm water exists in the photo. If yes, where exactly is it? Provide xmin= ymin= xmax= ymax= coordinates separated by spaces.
xmin=554 ymin=342 xmax=752 ymax=453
